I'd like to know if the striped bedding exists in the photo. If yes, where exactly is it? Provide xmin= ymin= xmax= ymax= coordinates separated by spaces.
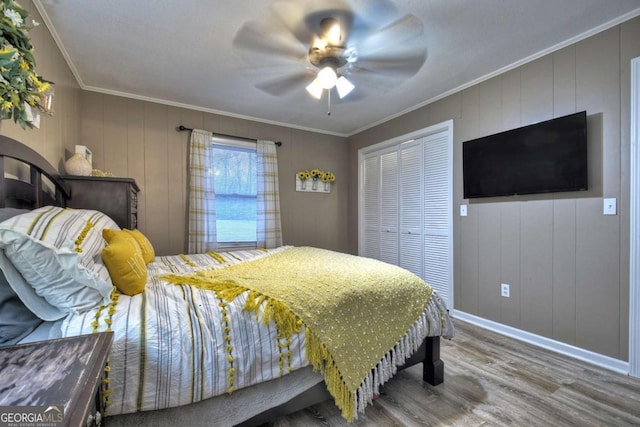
xmin=55 ymin=246 xmax=452 ymax=418
xmin=57 ymin=247 xmax=309 ymax=416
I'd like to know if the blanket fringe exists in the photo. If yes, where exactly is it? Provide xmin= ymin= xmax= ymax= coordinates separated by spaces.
xmin=305 ymin=329 xmax=355 ymax=421
xmin=352 ymin=310 xmax=431 ymax=420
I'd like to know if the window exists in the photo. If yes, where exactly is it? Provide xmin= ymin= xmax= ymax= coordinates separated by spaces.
xmin=211 ymin=139 xmax=257 ymax=244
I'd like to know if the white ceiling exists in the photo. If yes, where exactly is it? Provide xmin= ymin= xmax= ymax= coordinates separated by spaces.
xmin=34 ymin=0 xmax=640 ymax=137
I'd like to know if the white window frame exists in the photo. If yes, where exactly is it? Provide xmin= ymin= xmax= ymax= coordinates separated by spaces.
xmin=211 ymin=136 xmax=258 ymax=250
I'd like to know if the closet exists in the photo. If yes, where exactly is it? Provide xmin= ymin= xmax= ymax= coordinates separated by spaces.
xmin=358 ymin=121 xmax=453 ymax=308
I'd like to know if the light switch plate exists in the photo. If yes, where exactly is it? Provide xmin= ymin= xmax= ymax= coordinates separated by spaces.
xmin=604 ymin=198 xmax=617 ymax=215
xmin=460 ymin=204 xmax=468 ymax=217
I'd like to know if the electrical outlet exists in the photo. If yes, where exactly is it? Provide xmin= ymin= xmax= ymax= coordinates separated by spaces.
xmin=501 ymin=283 xmax=510 ymax=298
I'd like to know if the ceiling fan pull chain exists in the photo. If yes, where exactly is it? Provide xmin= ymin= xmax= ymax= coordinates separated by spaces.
xmin=327 ymin=89 xmax=331 ymax=116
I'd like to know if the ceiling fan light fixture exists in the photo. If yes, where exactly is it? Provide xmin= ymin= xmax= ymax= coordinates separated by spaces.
xmin=336 ymin=75 xmax=354 ymax=98
xmin=317 ymin=66 xmax=338 ymax=89
xmin=306 ymin=78 xmax=324 ymax=99
xmin=321 ymin=18 xmax=341 ymax=45
xmin=328 ymin=23 xmax=341 ymax=44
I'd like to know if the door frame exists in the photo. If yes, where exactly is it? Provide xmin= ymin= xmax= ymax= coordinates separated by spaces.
xmin=630 ymin=56 xmax=640 ymax=378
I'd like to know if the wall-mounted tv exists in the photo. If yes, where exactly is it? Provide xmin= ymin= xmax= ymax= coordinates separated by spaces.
xmin=462 ymin=111 xmax=588 ymax=199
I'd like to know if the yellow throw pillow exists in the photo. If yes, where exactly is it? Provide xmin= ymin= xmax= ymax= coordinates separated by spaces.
xmin=125 ymin=229 xmax=155 ymax=264
xmin=103 ymin=228 xmax=155 ymax=264
xmin=102 ymin=228 xmax=119 ymax=243
xmin=102 ymin=233 xmax=147 ymax=296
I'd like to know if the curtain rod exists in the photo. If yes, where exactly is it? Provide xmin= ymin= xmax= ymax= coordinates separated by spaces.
xmin=177 ymin=125 xmax=282 ymax=146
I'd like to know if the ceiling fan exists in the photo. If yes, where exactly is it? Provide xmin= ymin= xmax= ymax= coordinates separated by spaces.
xmin=232 ymin=0 xmax=427 ymax=113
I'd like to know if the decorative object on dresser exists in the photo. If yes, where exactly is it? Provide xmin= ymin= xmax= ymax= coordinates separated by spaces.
xmin=64 ymin=153 xmax=92 ymax=176
xmin=0 ymin=332 xmax=113 ymax=427
xmin=63 ymin=176 xmax=139 ymax=229
xmin=74 ymin=145 xmax=92 ymax=167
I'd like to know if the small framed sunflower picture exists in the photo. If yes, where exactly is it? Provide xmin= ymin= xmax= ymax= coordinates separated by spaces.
xmin=296 ymin=169 xmax=335 ymax=193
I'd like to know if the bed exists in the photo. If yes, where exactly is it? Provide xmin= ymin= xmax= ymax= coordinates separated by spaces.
xmin=0 ymin=135 xmax=455 ymax=426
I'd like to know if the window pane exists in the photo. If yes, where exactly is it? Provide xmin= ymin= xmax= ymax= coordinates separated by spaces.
xmin=212 ymin=144 xmax=257 ymax=243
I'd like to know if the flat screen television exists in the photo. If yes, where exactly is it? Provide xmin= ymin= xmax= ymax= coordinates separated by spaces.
xmin=462 ymin=111 xmax=588 ymax=199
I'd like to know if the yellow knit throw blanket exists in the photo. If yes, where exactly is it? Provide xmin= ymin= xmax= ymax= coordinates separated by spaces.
xmin=160 ymin=246 xmax=433 ymax=421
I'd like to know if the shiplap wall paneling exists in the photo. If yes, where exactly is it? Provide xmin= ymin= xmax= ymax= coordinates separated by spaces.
xmin=142 ymin=103 xmax=171 ymax=255
xmin=552 ymin=199 xmax=577 ymax=345
xmin=551 ymin=45 xmax=578 ymax=346
xmin=476 ymin=204 xmax=501 ymax=323
xmin=499 ymin=203 xmax=520 ymax=327
xmin=125 ymin=99 xmax=147 ymax=234
xmin=457 ymin=88 xmax=480 ymax=315
xmin=102 ymin=96 xmax=128 ymax=177
xmin=574 ymin=27 xmax=621 ymax=358
xmin=520 ymin=202 xmax=554 ymax=337
xmin=166 ymin=107 xmax=190 ymax=254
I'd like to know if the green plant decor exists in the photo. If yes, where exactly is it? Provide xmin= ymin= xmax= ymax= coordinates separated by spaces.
xmin=0 ymin=0 xmax=52 ymax=129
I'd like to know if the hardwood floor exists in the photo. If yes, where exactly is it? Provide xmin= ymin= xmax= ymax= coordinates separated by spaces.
xmin=265 ymin=320 xmax=640 ymax=426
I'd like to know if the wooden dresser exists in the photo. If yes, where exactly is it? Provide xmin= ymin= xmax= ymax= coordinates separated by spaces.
xmin=64 ymin=176 xmax=139 ymax=229
xmin=0 ymin=332 xmax=113 ymax=427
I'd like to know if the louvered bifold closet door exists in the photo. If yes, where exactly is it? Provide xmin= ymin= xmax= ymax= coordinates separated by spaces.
xmin=399 ymin=140 xmax=423 ymax=277
xmin=423 ymin=132 xmax=452 ymax=307
xmin=361 ymin=154 xmax=381 ymax=259
xmin=359 ymin=122 xmax=453 ymax=309
xmin=378 ymin=149 xmax=399 ymax=265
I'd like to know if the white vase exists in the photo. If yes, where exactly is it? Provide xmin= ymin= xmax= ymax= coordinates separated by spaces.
xmin=65 ymin=153 xmax=92 ymax=176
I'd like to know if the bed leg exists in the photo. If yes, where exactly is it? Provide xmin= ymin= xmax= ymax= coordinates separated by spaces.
xmin=423 ymin=336 xmax=444 ymax=386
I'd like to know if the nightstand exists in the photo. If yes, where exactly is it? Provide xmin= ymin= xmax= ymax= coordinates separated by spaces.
xmin=0 ymin=332 xmax=113 ymax=427
xmin=64 ymin=176 xmax=139 ymax=229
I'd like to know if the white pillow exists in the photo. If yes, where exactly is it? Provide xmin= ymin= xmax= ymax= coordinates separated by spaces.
xmin=0 ymin=250 xmax=64 ymax=321
xmin=0 ymin=206 xmax=118 ymax=315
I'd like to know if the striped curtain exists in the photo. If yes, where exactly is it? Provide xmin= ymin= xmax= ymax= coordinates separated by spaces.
xmin=257 ymin=140 xmax=283 ymax=248
xmin=187 ymin=129 xmax=217 ymax=253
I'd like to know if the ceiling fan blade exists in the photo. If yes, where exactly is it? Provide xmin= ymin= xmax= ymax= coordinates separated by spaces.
xmin=342 ymin=64 xmax=412 ymax=94
xmin=356 ymin=14 xmax=425 ymax=57
xmin=342 ymin=0 xmax=400 ymax=45
xmin=240 ymin=62 xmax=312 ymax=79
xmin=255 ymin=71 xmax=316 ymax=96
xmin=270 ymin=0 xmax=317 ymax=46
xmin=354 ymin=49 xmax=427 ymax=78
xmin=233 ymin=20 xmax=307 ymax=65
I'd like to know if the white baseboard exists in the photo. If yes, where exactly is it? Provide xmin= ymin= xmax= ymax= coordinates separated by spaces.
xmin=453 ymin=310 xmax=629 ymax=375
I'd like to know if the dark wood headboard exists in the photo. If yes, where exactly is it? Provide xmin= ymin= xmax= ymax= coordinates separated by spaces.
xmin=0 ymin=135 xmax=70 ymax=209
